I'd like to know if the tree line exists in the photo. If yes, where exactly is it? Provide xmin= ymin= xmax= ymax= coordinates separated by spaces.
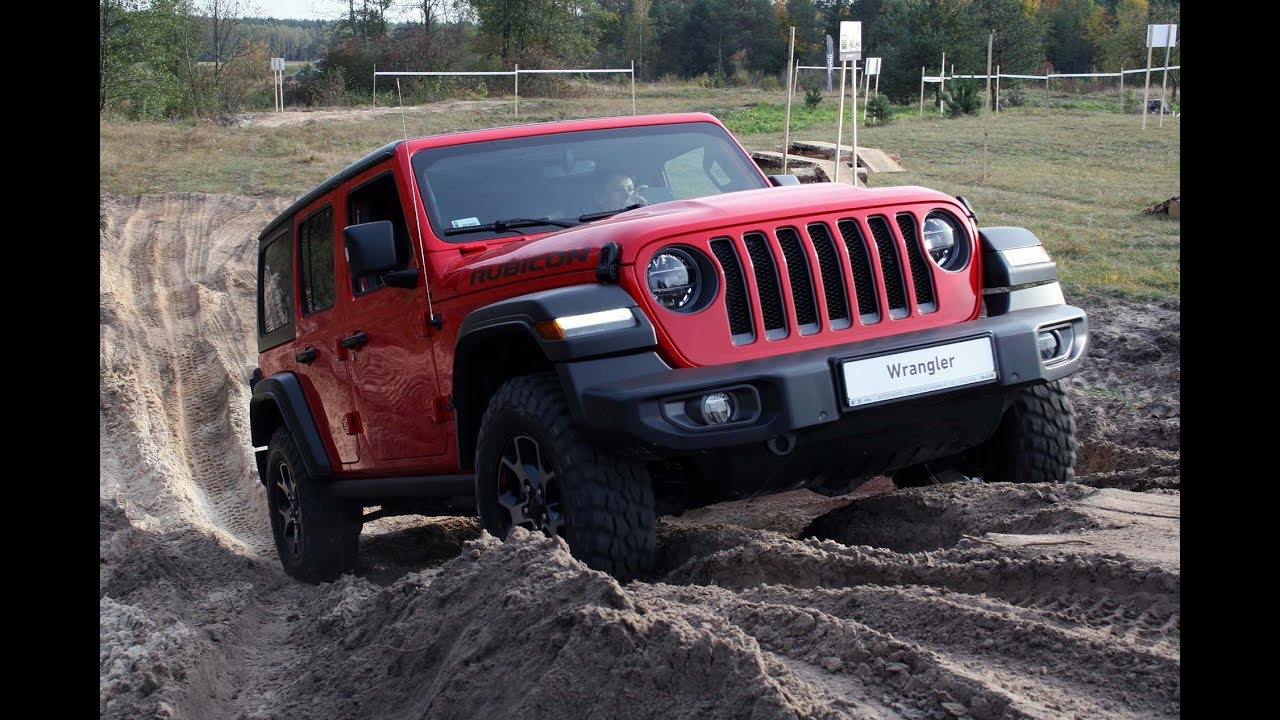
xmin=100 ymin=0 xmax=1180 ymax=119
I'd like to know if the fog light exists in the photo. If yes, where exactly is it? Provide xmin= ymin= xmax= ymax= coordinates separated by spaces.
xmin=700 ymin=393 xmax=735 ymax=425
xmin=1037 ymin=330 xmax=1060 ymax=360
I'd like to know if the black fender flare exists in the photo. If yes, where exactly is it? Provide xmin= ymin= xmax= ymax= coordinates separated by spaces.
xmin=455 ymin=284 xmax=656 ymax=364
xmin=250 ymin=372 xmax=334 ymax=484
xmin=452 ymin=284 xmax=657 ymax=468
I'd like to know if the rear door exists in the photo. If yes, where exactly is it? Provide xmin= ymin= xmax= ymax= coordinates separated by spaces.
xmin=292 ymin=202 xmax=360 ymax=465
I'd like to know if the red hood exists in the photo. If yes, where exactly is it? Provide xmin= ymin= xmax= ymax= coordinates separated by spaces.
xmin=440 ymin=184 xmax=966 ymax=293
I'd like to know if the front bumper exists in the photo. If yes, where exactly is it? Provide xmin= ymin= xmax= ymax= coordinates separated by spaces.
xmin=558 ymin=304 xmax=1087 ymax=453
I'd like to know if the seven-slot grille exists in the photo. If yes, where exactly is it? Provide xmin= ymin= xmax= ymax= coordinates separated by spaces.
xmin=712 ymin=214 xmax=941 ymax=345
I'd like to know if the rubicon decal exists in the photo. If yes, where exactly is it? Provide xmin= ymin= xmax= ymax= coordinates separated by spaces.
xmin=470 ymin=248 xmax=592 ymax=285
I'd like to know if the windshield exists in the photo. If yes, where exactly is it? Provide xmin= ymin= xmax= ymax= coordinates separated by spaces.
xmin=411 ymin=121 xmax=769 ymax=242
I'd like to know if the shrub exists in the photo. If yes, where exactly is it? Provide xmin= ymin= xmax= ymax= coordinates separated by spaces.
xmin=694 ymin=69 xmax=728 ymax=89
xmin=1121 ymin=88 xmax=1137 ymax=114
xmin=315 ymin=66 xmax=349 ymax=107
xmin=943 ymin=80 xmax=981 ymax=117
xmin=804 ymin=86 xmax=823 ymax=109
xmin=865 ymin=93 xmax=892 ymax=125
xmin=758 ymin=74 xmax=781 ymax=92
xmin=1001 ymin=84 xmax=1026 ymax=109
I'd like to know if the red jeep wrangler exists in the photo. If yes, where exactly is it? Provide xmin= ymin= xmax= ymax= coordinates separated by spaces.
xmin=250 ymin=112 xmax=1087 ymax=583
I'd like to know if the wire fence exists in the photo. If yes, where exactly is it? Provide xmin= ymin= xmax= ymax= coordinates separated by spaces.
xmin=373 ymin=64 xmax=636 ymax=118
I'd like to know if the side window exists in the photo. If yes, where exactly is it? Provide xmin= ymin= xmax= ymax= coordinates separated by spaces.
xmin=348 ymin=173 xmax=411 ymax=296
xmin=664 ymin=147 xmax=721 ymax=199
xmin=259 ymin=227 xmax=294 ymax=338
xmin=298 ymin=206 xmax=336 ymax=315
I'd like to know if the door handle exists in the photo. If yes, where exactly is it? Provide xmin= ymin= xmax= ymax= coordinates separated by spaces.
xmin=340 ymin=331 xmax=369 ymax=349
xmin=294 ymin=346 xmax=318 ymax=364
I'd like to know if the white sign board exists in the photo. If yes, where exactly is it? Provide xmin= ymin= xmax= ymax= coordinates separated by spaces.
xmin=864 ymin=57 xmax=881 ymax=76
xmin=271 ymin=57 xmax=285 ymax=71
xmin=1146 ymin=24 xmax=1177 ymax=48
xmin=838 ymin=21 xmax=862 ymax=61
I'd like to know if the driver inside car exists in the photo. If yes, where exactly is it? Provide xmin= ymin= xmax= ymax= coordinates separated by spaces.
xmin=596 ymin=172 xmax=648 ymax=210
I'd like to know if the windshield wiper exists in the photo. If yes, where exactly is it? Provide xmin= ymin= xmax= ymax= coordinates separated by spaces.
xmin=578 ymin=203 xmax=647 ymax=223
xmin=444 ymin=217 xmax=578 ymax=236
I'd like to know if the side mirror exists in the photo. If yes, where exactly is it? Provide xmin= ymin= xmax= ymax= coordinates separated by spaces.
xmin=344 ymin=220 xmax=419 ymax=288
xmin=344 ymin=220 xmax=402 ymax=276
xmin=768 ymin=174 xmax=801 ymax=186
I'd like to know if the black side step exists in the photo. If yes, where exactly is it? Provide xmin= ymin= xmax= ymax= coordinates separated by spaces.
xmin=330 ymin=474 xmax=474 ymax=500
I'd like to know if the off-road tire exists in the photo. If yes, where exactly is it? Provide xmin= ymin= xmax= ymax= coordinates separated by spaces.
xmin=979 ymin=380 xmax=1077 ymax=484
xmin=893 ymin=380 xmax=1077 ymax=488
xmin=265 ymin=427 xmax=362 ymax=583
xmin=475 ymin=373 xmax=656 ymax=581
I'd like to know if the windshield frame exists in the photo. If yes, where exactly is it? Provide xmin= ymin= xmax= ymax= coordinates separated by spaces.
xmin=410 ymin=121 xmax=770 ymax=243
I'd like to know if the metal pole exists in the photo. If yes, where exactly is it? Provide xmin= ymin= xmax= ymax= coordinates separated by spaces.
xmin=1159 ymin=42 xmax=1172 ymax=127
xmin=793 ymin=59 xmax=800 ymax=104
xmin=851 ymin=61 xmax=859 ymax=187
xmin=1119 ymin=66 xmax=1124 ymax=110
xmin=861 ymin=64 xmax=870 ymax=123
xmin=919 ymin=66 xmax=925 ymax=117
xmin=939 ymin=52 xmax=946 ymax=116
xmin=1045 ymin=71 xmax=1049 ymax=109
xmin=373 ymin=64 xmax=377 ymax=107
xmin=631 ymin=60 xmax=637 ymax=115
xmin=514 ymin=63 xmax=519 ymax=118
xmin=835 ymin=61 xmax=847 ymax=183
xmin=983 ymin=30 xmax=993 ymax=183
xmin=1142 ymin=40 xmax=1153 ymax=129
xmin=995 ymin=65 xmax=1000 ymax=114
xmin=783 ymin=27 xmax=796 ymax=173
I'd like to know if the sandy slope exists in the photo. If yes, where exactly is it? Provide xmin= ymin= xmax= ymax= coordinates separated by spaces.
xmin=100 ymin=193 xmax=1179 ymax=719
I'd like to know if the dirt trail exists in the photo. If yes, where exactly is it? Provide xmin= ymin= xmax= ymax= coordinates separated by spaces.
xmin=100 ymin=193 xmax=1179 ymax=719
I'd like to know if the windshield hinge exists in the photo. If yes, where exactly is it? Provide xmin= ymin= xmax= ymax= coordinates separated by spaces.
xmin=595 ymin=242 xmax=622 ymax=284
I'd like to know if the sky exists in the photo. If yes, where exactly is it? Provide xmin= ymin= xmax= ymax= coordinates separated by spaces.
xmin=252 ymin=1 xmax=416 ymax=22
xmin=252 ymin=1 xmax=339 ymax=21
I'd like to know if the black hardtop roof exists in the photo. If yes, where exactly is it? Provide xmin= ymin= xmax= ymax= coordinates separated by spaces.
xmin=258 ymin=139 xmax=400 ymax=241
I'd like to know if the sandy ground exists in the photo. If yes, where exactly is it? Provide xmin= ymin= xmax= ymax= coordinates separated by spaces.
xmin=100 ymin=193 xmax=1179 ymax=719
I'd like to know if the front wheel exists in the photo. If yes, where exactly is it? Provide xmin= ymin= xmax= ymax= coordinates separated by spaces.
xmin=979 ymin=380 xmax=1078 ymax=484
xmin=893 ymin=380 xmax=1078 ymax=487
xmin=475 ymin=373 xmax=655 ymax=581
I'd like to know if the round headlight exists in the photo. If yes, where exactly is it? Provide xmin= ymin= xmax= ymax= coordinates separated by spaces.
xmin=922 ymin=212 xmax=968 ymax=271
xmin=647 ymin=248 xmax=701 ymax=311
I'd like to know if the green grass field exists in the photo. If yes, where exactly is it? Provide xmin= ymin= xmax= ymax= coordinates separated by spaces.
xmin=100 ymin=83 xmax=1179 ymax=302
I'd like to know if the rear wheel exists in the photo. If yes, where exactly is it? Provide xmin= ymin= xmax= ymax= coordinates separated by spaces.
xmin=265 ymin=427 xmax=362 ymax=583
xmin=893 ymin=380 xmax=1077 ymax=487
xmin=475 ymin=373 xmax=655 ymax=581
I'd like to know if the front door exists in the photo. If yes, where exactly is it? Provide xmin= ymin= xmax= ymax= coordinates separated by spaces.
xmin=342 ymin=172 xmax=447 ymax=461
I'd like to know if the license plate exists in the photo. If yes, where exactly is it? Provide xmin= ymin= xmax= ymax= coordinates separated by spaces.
xmin=840 ymin=336 xmax=997 ymax=407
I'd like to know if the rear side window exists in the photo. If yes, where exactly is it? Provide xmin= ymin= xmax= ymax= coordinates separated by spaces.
xmin=258 ymin=227 xmax=294 ymax=350
xmin=298 ymin=206 xmax=336 ymax=315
